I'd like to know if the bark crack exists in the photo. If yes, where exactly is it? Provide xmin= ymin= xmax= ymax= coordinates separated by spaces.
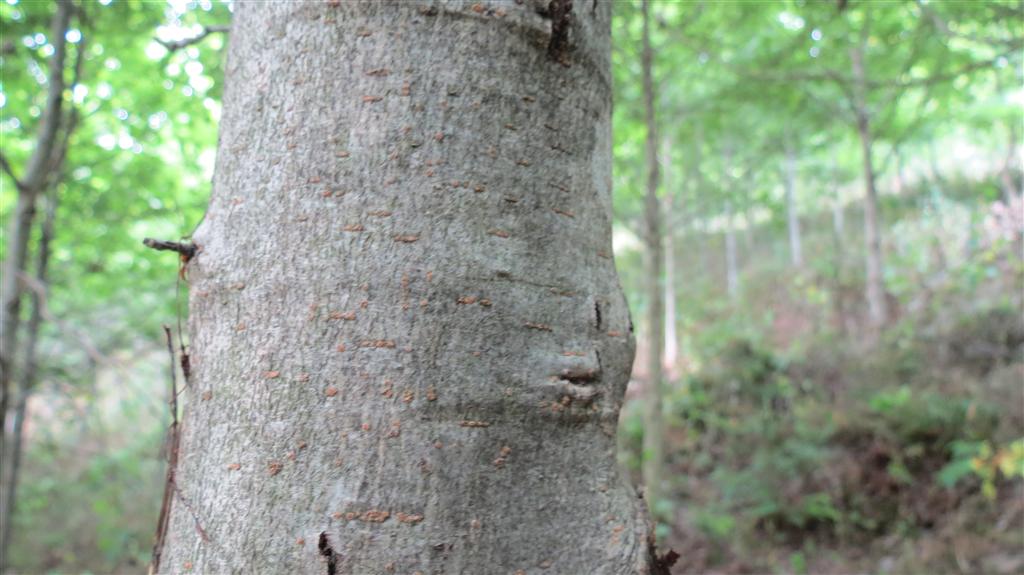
xmin=467 ymin=273 xmax=575 ymax=295
xmin=143 ymin=238 xmax=197 ymax=260
xmin=318 ymin=532 xmax=338 ymax=575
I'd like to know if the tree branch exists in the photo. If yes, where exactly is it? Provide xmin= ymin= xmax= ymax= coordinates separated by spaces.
xmin=0 ymin=0 xmax=72 ymax=479
xmin=157 ymin=24 xmax=229 ymax=53
xmin=41 ymin=19 xmax=86 ymax=191
xmin=915 ymin=0 xmax=1024 ymax=50
xmin=0 ymin=153 xmax=25 ymax=192
xmin=20 ymin=0 xmax=72 ymax=194
xmin=871 ymin=52 xmax=1015 ymax=91
xmin=14 ymin=271 xmax=108 ymax=366
xmin=143 ymin=238 xmax=197 ymax=260
xmin=876 ymin=104 xmax=932 ymax=175
xmin=746 ymin=45 xmax=1014 ymax=99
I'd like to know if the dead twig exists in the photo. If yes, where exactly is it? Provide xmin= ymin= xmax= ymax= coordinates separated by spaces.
xmin=157 ymin=25 xmax=229 ymax=53
xmin=142 ymin=238 xmax=196 ymax=260
xmin=15 ymin=272 xmax=108 ymax=365
xmin=149 ymin=326 xmax=180 ymax=575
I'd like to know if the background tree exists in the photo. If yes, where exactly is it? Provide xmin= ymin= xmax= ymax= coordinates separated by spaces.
xmin=639 ymin=0 xmax=666 ymax=517
xmin=1 ymin=0 xmax=71 ymax=464
xmin=0 ymin=0 xmax=78 ymax=563
xmin=1 ymin=0 xmax=228 ymax=569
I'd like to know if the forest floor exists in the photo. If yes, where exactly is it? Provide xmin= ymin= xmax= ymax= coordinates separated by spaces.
xmin=622 ymin=251 xmax=1024 ymax=575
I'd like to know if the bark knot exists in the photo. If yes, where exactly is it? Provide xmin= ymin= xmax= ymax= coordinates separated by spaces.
xmin=546 ymin=0 xmax=573 ymax=66
xmin=649 ymin=545 xmax=680 ymax=575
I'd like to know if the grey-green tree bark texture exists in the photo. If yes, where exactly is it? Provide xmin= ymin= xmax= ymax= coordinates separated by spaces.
xmin=160 ymin=2 xmax=657 ymax=573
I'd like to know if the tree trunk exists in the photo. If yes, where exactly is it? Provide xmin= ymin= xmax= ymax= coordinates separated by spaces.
xmin=830 ymin=163 xmax=857 ymax=336
xmin=927 ymin=139 xmax=945 ymax=193
xmin=688 ymin=125 xmax=712 ymax=282
xmin=1000 ymin=120 xmax=1020 ymax=205
xmin=0 ymin=187 xmax=57 ymax=567
xmin=783 ymin=138 xmax=802 ymax=268
xmin=850 ymin=43 xmax=889 ymax=330
xmin=725 ymin=204 xmax=739 ymax=300
xmin=660 ymin=139 xmax=677 ymax=380
xmin=742 ymin=206 xmax=755 ymax=254
xmin=832 ymin=158 xmax=845 ymax=264
xmin=0 ymin=4 xmax=73 ymax=567
xmin=894 ymin=147 xmax=907 ymax=195
xmin=720 ymin=145 xmax=739 ymax=301
xmin=663 ymin=211 xmax=677 ymax=376
xmin=0 ymin=0 xmax=71 ymax=471
xmin=639 ymin=0 xmax=665 ymax=518
xmin=159 ymin=3 xmax=657 ymax=573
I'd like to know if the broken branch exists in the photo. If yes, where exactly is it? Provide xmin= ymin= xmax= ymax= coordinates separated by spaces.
xmin=157 ymin=25 xmax=229 ymax=53
xmin=0 ymin=152 xmax=25 ymax=192
xmin=143 ymin=238 xmax=196 ymax=260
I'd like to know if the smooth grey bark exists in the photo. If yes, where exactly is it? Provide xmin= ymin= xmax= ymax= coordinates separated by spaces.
xmin=783 ymin=139 xmax=802 ymax=268
xmin=639 ymin=0 xmax=665 ymax=515
xmin=0 ymin=0 xmax=70 ymax=469
xmin=160 ymin=2 xmax=656 ymax=573
xmin=850 ymin=38 xmax=889 ymax=330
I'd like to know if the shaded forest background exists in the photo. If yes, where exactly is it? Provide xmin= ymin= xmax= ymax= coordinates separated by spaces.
xmin=0 ymin=1 xmax=1021 ymax=573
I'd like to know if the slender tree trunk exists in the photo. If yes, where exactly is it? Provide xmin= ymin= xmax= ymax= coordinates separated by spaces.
xmin=159 ymin=3 xmax=658 ymax=573
xmin=1000 ymin=121 xmax=1020 ymax=205
xmin=833 ymin=195 xmax=845 ymax=248
xmin=0 ymin=187 xmax=57 ymax=566
xmin=663 ymin=211 xmax=677 ymax=376
xmin=927 ymin=139 xmax=945 ymax=193
xmin=832 ymin=157 xmax=846 ymax=264
xmin=720 ymin=145 xmax=739 ymax=300
xmin=660 ymin=140 xmax=677 ymax=379
xmin=0 ymin=0 xmax=70 ymax=466
xmin=701 ymin=218 xmax=714 ymax=288
xmin=832 ymin=161 xmax=845 ymax=252
xmin=639 ymin=0 xmax=665 ymax=517
xmin=0 ymin=4 xmax=73 ymax=568
xmin=692 ymin=124 xmax=705 ymax=203
xmin=690 ymin=125 xmax=713 ymax=284
xmin=850 ymin=42 xmax=889 ymax=330
xmin=725 ymin=204 xmax=739 ymax=300
xmin=894 ymin=147 xmax=907 ymax=195
xmin=742 ymin=205 xmax=755 ymax=253
xmin=830 ymin=162 xmax=856 ymax=336
xmin=784 ymin=137 xmax=802 ymax=268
